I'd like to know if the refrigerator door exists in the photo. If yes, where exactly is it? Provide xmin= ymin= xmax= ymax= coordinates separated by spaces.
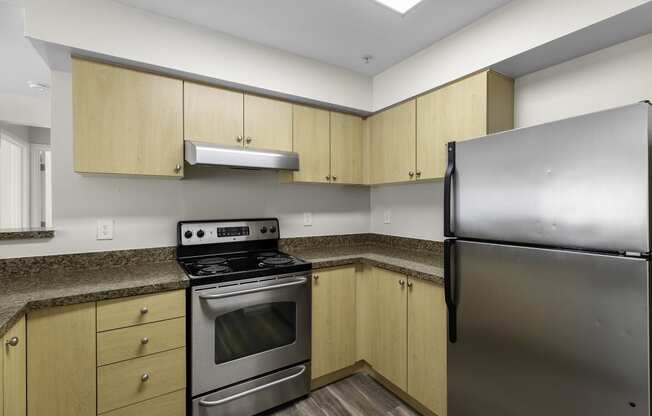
xmin=446 ymin=240 xmax=650 ymax=416
xmin=450 ymin=102 xmax=651 ymax=253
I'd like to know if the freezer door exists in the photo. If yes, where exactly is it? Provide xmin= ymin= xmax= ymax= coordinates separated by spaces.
xmin=450 ymin=102 xmax=651 ymax=253
xmin=446 ymin=240 xmax=650 ymax=416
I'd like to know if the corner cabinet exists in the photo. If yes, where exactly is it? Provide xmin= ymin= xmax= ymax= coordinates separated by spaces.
xmin=72 ymin=58 xmax=184 ymax=177
xmin=416 ymin=70 xmax=514 ymax=180
xmin=2 ymin=317 xmax=26 ymax=416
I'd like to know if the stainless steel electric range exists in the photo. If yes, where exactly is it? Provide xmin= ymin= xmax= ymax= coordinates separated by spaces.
xmin=177 ymin=218 xmax=312 ymax=416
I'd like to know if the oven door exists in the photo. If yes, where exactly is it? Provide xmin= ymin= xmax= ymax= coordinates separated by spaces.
xmin=191 ymin=272 xmax=311 ymax=396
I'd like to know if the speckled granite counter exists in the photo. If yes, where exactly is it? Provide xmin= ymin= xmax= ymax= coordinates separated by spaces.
xmin=281 ymin=234 xmax=444 ymax=284
xmin=0 ymin=251 xmax=188 ymax=338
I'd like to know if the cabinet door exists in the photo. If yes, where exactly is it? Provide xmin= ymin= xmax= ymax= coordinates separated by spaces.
xmin=356 ymin=264 xmax=377 ymax=364
xmin=370 ymin=100 xmax=416 ymax=184
xmin=311 ymin=266 xmax=357 ymax=379
xmin=330 ymin=112 xmax=363 ymax=184
xmin=372 ymin=267 xmax=408 ymax=390
xmin=244 ymin=95 xmax=292 ymax=151
xmin=417 ymin=71 xmax=488 ymax=180
xmin=184 ymin=82 xmax=244 ymax=147
xmin=292 ymin=105 xmax=330 ymax=183
xmin=27 ymin=303 xmax=96 ymax=416
xmin=407 ymin=279 xmax=447 ymax=416
xmin=73 ymin=58 xmax=184 ymax=177
xmin=3 ymin=317 xmax=26 ymax=416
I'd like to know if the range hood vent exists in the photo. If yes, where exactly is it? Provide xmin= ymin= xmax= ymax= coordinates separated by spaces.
xmin=185 ymin=141 xmax=299 ymax=171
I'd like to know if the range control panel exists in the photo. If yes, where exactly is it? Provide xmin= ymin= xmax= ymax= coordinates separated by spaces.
xmin=179 ymin=219 xmax=279 ymax=245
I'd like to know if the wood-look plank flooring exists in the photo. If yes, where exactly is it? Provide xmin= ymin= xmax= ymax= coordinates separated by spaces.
xmin=266 ymin=373 xmax=421 ymax=416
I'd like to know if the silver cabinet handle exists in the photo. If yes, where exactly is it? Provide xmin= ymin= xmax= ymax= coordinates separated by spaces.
xmin=415 ymin=171 xmax=421 ymax=178
xmin=174 ymin=164 xmax=181 ymax=173
xmin=5 ymin=336 xmax=18 ymax=347
xmin=199 ymin=277 xmax=308 ymax=300
xmin=332 ymin=176 xmax=337 ymax=181
xmin=140 ymin=307 xmax=148 ymax=314
xmin=408 ymin=171 xmax=414 ymax=178
xmin=236 ymin=135 xmax=243 ymax=143
xmin=141 ymin=373 xmax=150 ymax=382
xmin=141 ymin=337 xmax=149 ymax=345
xmin=245 ymin=137 xmax=252 ymax=144
xmin=407 ymin=281 xmax=414 ymax=288
xmin=198 ymin=365 xmax=306 ymax=407
xmin=399 ymin=279 xmax=406 ymax=286
xmin=325 ymin=175 xmax=331 ymax=181
xmin=313 ymin=274 xmax=319 ymax=280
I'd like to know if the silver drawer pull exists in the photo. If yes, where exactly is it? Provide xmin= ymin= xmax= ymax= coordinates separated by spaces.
xmin=198 ymin=365 xmax=306 ymax=407
xmin=5 ymin=336 xmax=19 ymax=347
xmin=140 ymin=307 xmax=148 ymax=314
xmin=141 ymin=337 xmax=149 ymax=345
xmin=141 ymin=373 xmax=150 ymax=382
xmin=199 ymin=278 xmax=308 ymax=300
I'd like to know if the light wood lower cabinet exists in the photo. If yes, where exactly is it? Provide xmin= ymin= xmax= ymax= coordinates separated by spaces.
xmin=25 ymin=290 xmax=186 ymax=416
xmin=72 ymin=58 xmax=184 ymax=177
xmin=27 ymin=303 xmax=97 ymax=416
xmin=3 ymin=317 xmax=26 ymax=416
xmin=407 ymin=278 xmax=447 ymax=416
xmin=311 ymin=266 xmax=357 ymax=379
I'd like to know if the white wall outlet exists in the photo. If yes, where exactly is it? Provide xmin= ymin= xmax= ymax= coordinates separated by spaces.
xmin=383 ymin=210 xmax=391 ymax=224
xmin=303 ymin=212 xmax=313 ymax=227
xmin=97 ymin=219 xmax=114 ymax=240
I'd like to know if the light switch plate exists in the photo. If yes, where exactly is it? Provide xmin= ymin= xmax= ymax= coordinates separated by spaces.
xmin=97 ymin=219 xmax=114 ymax=240
xmin=303 ymin=212 xmax=313 ymax=227
xmin=383 ymin=210 xmax=391 ymax=224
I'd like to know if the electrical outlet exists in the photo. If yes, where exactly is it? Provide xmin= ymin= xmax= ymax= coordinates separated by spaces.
xmin=303 ymin=212 xmax=313 ymax=227
xmin=97 ymin=219 xmax=114 ymax=240
xmin=383 ymin=210 xmax=391 ymax=224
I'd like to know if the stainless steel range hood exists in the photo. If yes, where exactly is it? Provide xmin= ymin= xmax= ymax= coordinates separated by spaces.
xmin=185 ymin=141 xmax=299 ymax=171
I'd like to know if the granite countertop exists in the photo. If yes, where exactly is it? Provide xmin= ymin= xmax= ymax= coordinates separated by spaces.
xmin=287 ymin=244 xmax=444 ymax=284
xmin=0 ymin=260 xmax=188 ymax=338
xmin=0 ymin=227 xmax=55 ymax=241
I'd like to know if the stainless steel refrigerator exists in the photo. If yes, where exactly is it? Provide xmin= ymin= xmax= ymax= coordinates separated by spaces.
xmin=444 ymin=102 xmax=651 ymax=416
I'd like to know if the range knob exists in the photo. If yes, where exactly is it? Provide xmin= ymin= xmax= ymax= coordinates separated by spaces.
xmin=184 ymin=230 xmax=193 ymax=239
xmin=196 ymin=229 xmax=205 ymax=238
xmin=260 ymin=226 xmax=268 ymax=234
xmin=269 ymin=226 xmax=277 ymax=234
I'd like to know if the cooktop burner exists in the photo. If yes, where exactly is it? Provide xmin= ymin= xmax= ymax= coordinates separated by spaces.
xmin=260 ymin=256 xmax=294 ymax=266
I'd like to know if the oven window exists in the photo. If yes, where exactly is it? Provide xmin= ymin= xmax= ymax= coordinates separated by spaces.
xmin=214 ymin=302 xmax=296 ymax=364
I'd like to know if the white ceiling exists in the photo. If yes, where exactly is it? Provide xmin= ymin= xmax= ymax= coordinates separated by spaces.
xmin=117 ymin=0 xmax=512 ymax=75
xmin=0 ymin=1 xmax=50 ymax=97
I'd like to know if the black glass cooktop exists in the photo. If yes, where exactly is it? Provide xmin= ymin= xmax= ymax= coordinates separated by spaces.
xmin=179 ymin=250 xmax=311 ymax=284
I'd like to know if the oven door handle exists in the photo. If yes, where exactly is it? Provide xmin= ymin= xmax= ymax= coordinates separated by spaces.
xmin=198 ymin=277 xmax=309 ymax=300
xmin=197 ymin=365 xmax=307 ymax=407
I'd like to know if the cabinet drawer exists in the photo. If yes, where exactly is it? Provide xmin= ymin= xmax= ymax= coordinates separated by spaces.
xmin=97 ymin=290 xmax=185 ymax=332
xmin=98 ymin=348 xmax=186 ymax=413
xmin=98 ymin=317 xmax=185 ymax=366
xmin=99 ymin=389 xmax=185 ymax=416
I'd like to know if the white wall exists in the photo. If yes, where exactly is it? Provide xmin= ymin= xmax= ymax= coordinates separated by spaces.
xmin=372 ymin=0 xmax=650 ymax=110
xmin=515 ymin=33 xmax=652 ymax=128
xmin=0 ymin=92 xmax=50 ymax=128
xmin=23 ymin=0 xmax=372 ymax=112
xmin=371 ymin=32 xmax=652 ymax=241
xmin=0 ymin=71 xmax=370 ymax=258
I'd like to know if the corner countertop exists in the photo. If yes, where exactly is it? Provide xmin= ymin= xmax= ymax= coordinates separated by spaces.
xmin=286 ymin=245 xmax=444 ymax=284
xmin=0 ymin=260 xmax=188 ymax=338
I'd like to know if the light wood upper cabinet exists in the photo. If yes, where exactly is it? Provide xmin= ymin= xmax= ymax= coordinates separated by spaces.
xmin=407 ymin=278 xmax=447 ymax=416
xmin=244 ymin=95 xmax=293 ymax=151
xmin=311 ymin=266 xmax=357 ymax=379
xmin=3 ymin=317 xmax=26 ymax=416
xmin=330 ymin=112 xmax=363 ymax=184
xmin=417 ymin=70 xmax=514 ymax=180
xmin=184 ymin=81 xmax=244 ymax=147
xmin=370 ymin=100 xmax=417 ymax=184
xmin=73 ymin=58 xmax=184 ymax=177
xmin=27 ymin=303 xmax=97 ymax=416
xmin=292 ymin=105 xmax=331 ymax=183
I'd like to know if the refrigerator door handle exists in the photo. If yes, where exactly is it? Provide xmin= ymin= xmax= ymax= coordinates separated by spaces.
xmin=444 ymin=238 xmax=457 ymax=343
xmin=444 ymin=141 xmax=456 ymax=237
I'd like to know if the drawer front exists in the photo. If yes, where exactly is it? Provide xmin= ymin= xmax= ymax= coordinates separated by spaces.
xmin=98 ymin=348 xmax=186 ymax=413
xmin=97 ymin=290 xmax=185 ymax=332
xmin=98 ymin=317 xmax=185 ymax=366
xmin=99 ymin=389 xmax=185 ymax=416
